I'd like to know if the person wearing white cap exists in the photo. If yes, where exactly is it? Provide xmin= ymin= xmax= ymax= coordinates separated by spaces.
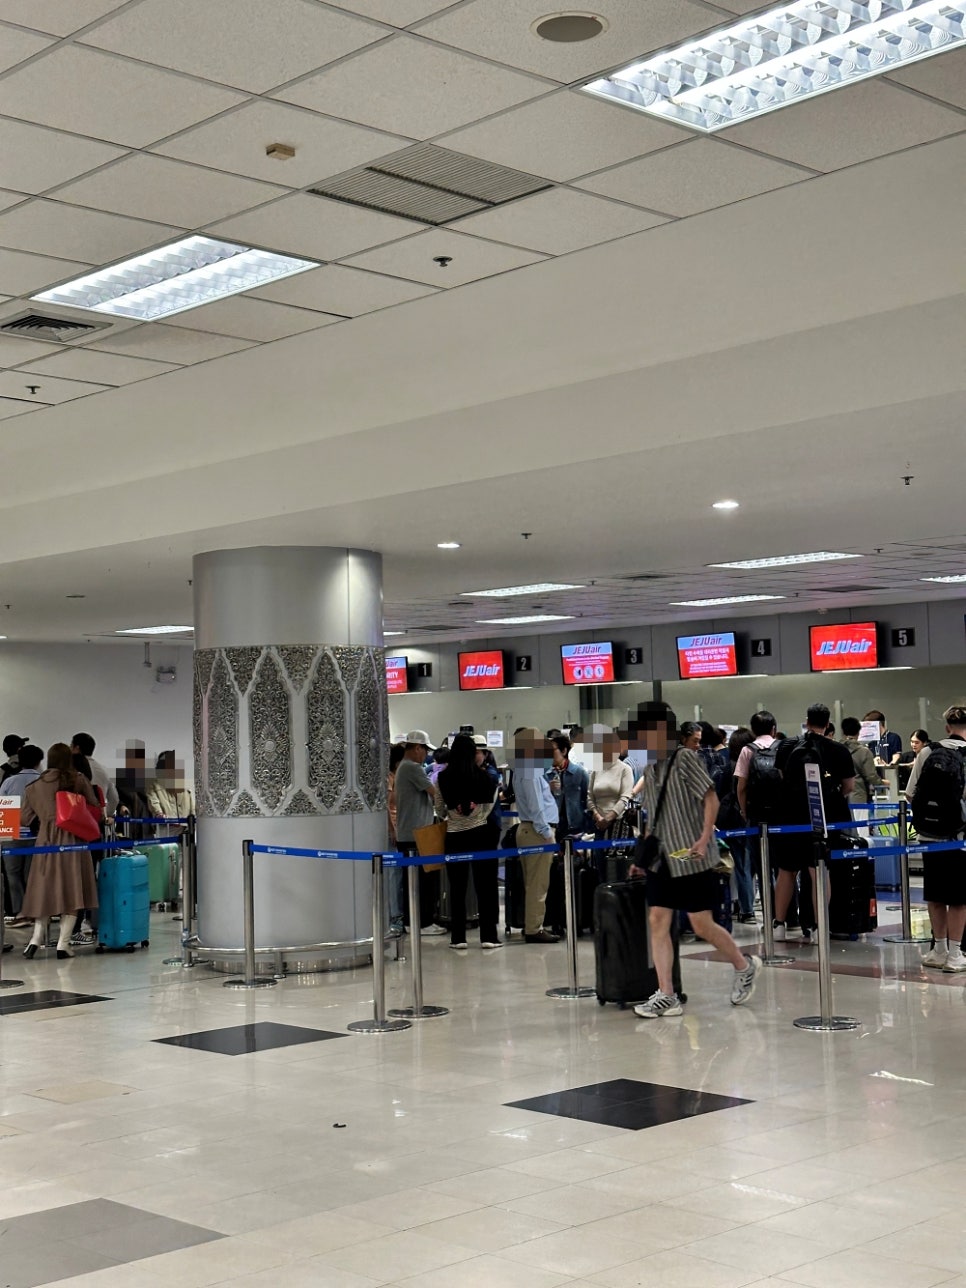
xmin=395 ymin=731 xmax=446 ymax=936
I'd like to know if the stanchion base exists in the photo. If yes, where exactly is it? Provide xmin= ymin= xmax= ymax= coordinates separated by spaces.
xmin=882 ymin=934 xmax=932 ymax=944
xmin=222 ymin=977 xmax=277 ymax=990
xmin=762 ymin=954 xmax=795 ymax=966
xmin=0 ymin=978 xmax=24 ymax=989
xmin=347 ymin=1018 xmax=412 ymax=1033
xmin=387 ymin=1005 xmax=449 ymax=1019
xmin=162 ymin=956 xmax=182 ymax=965
xmin=546 ymin=986 xmax=596 ymax=999
xmin=793 ymin=1014 xmax=861 ymax=1031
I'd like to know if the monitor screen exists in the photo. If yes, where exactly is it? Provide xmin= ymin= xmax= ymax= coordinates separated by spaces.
xmin=385 ymin=655 xmax=409 ymax=695
xmin=561 ymin=641 xmax=615 ymax=685
xmin=458 ymin=650 xmax=505 ymax=691
xmin=677 ymin=632 xmax=738 ymax=679
xmin=809 ymin=622 xmax=879 ymax=672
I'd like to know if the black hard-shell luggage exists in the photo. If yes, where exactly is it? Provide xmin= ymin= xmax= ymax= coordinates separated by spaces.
xmin=829 ymin=855 xmax=877 ymax=939
xmin=575 ymin=860 xmax=599 ymax=936
xmin=594 ymin=879 xmax=684 ymax=1008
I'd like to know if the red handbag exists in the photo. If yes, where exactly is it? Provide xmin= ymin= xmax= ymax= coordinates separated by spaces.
xmin=56 ymin=790 xmax=101 ymax=842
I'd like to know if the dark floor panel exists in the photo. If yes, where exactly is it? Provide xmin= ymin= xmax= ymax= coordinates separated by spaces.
xmin=0 ymin=989 xmax=111 ymax=1016
xmin=507 ymin=1077 xmax=753 ymax=1130
xmin=0 ymin=1200 xmax=222 ymax=1287
xmin=154 ymin=1020 xmax=346 ymax=1056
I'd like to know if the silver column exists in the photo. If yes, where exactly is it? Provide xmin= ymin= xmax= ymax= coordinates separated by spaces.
xmin=193 ymin=547 xmax=388 ymax=957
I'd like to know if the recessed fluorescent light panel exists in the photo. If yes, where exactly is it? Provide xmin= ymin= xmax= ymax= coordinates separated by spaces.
xmin=462 ymin=583 xmax=583 ymax=597
xmin=116 ymin=625 xmax=193 ymax=635
xmin=709 ymin=552 xmax=861 ymax=569
xmin=582 ymin=0 xmax=966 ymax=133
xmin=921 ymin=574 xmax=966 ymax=583
xmin=383 ymin=631 xmax=407 ymax=636
xmin=477 ymin=614 xmax=575 ymax=625
xmin=712 ymin=500 xmax=740 ymax=511
xmin=33 ymin=236 xmax=318 ymax=321
xmin=671 ymin=594 xmax=786 ymax=606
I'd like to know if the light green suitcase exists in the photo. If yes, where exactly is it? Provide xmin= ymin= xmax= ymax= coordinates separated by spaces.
xmin=147 ymin=841 xmax=181 ymax=908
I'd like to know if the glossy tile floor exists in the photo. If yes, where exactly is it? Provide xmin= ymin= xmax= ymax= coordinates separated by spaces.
xmin=2 ymin=899 xmax=966 ymax=1287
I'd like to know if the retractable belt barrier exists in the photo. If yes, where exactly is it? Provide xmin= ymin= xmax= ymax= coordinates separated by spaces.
xmin=2 ymin=835 xmax=184 ymax=856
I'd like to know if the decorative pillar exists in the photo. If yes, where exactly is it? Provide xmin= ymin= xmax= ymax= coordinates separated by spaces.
xmin=192 ymin=548 xmax=388 ymax=959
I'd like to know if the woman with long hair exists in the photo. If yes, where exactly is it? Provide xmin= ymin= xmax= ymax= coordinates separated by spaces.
xmin=20 ymin=742 xmax=99 ymax=959
xmin=432 ymin=733 xmax=501 ymax=950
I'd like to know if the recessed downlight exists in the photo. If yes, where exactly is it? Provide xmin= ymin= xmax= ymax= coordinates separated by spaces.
xmin=533 ymin=12 xmax=608 ymax=41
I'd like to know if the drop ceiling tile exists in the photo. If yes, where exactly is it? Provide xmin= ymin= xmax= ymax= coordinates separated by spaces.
xmin=442 ymin=90 xmax=687 ymax=182
xmin=278 ymin=35 xmax=550 ymax=139
xmin=0 ymin=118 xmax=126 ymax=195
xmin=0 ymin=200 xmax=178 ymax=265
xmin=89 ymin=324 xmax=255 ymax=364
xmin=328 ymin=0 xmax=456 ymax=23
xmin=159 ymin=297 xmax=341 ymax=342
xmin=249 ymin=263 xmax=436 ymax=314
xmin=83 ymin=0 xmax=384 ymax=94
xmin=0 ymin=0 xmax=129 ymax=34
xmin=208 ymin=192 xmax=415 ymax=261
xmin=20 ymin=349 xmax=179 ymax=385
xmin=0 ymin=45 xmax=246 ymax=148
xmin=346 ymin=228 xmax=545 ymax=285
xmin=0 ymin=22 xmax=54 ymax=71
xmin=0 ymin=369 xmax=107 ymax=403
xmin=417 ymin=0 xmax=717 ymax=81
xmin=0 ymin=247 xmax=90 ymax=295
xmin=0 ymin=395 xmax=41 ymax=419
xmin=155 ymin=99 xmax=409 ymax=187
xmin=578 ymin=138 xmax=809 ymax=217
xmin=888 ymin=49 xmax=966 ymax=112
xmin=451 ymin=186 xmax=667 ymax=254
xmin=726 ymin=80 xmax=966 ymax=172
xmin=0 ymin=335 xmax=64 ymax=368
xmin=51 ymin=155 xmax=287 ymax=230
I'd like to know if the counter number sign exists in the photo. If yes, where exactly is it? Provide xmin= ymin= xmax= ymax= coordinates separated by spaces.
xmin=624 ymin=646 xmax=643 ymax=665
xmin=515 ymin=655 xmax=532 ymax=672
xmin=891 ymin=628 xmax=915 ymax=648
xmin=750 ymin=638 xmax=772 ymax=657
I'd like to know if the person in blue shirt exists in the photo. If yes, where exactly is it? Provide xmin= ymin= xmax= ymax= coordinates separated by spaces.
xmin=548 ymin=734 xmax=590 ymax=838
xmin=866 ymin=710 xmax=902 ymax=768
xmin=511 ymin=728 xmax=559 ymax=943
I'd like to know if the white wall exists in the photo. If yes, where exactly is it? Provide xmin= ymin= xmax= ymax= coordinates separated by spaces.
xmin=0 ymin=642 xmax=193 ymax=780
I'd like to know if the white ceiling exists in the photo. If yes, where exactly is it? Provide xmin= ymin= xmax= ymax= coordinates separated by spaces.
xmin=0 ymin=0 xmax=963 ymax=644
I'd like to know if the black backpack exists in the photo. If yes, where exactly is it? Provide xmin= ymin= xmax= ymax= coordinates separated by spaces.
xmin=911 ymin=743 xmax=966 ymax=838
xmin=745 ymin=739 xmax=783 ymax=824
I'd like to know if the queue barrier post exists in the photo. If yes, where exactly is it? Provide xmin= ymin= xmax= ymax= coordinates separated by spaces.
xmin=164 ymin=815 xmax=199 ymax=967
xmin=547 ymin=837 xmax=595 ymax=1000
xmin=389 ymin=859 xmax=448 ymax=1021
xmin=759 ymin=825 xmax=793 ymax=967
xmin=223 ymin=840 xmax=277 ymax=991
xmin=349 ymin=853 xmax=411 ymax=1034
xmin=794 ymin=839 xmax=860 ymax=1032
xmin=0 ymin=864 xmax=24 ymax=992
xmin=883 ymin=799 xmax=930 ymax=945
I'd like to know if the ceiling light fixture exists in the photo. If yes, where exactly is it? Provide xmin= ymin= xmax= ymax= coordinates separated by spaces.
xmin=462 ymin=583 xmax=583 ymax=597
xmin=116 ymin=625 xmax=193 ymax=635
xmin=437 ymin=542 xmax=461 ymax=550
xmin=582 ymin=0 xmax=966 ymax=133
xmin=33 ymin=235 xmax=318 ymax=321
xmin=476 ymin=614 xmax=576 ymax=625
xmin=709 ymin=552 xmax=861 ymax=569
xmin=383 ymin=631 xmax=406 ymax=636
xmin=712 ymin=499 xmax=740 ymax=511
xmin=670 ymin=594 xmax=786 ymax=606
xmin=921 ymin=574 xmax=966 ymax=583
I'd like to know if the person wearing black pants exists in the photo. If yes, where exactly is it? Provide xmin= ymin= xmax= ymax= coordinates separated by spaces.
xmin=432 ymin=734 xmax=502 ymax=951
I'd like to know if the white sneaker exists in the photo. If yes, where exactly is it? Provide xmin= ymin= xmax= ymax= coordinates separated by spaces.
xmin=922 ymin=944 xmax=948 ymax=969
xmin=731 ymin=954 xmax=762 ymax=1006
xmin=420 ymin=924 xmax=447 ymax=937
xmin=449 ymin=941 xmax=468 ymax=951
xmin=633 ymin=990 xmax=684 ymax=1019
xmin=772 ymin=921 xmax=787 ymax=942
xmin=943 ymin=949 xmax=966 ymax=973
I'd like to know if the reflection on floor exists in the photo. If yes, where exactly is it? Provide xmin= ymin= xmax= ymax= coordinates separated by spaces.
xmin=0 ymin=899 xmax=964 ymax=1286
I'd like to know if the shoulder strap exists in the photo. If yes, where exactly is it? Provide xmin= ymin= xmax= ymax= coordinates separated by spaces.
xmin=651 ymin=748 xmax=681 ymax=833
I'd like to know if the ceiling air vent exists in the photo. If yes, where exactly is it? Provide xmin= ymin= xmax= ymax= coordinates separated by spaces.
xmin=621 ymin=573 xmax=668 ymax=581
xmin=0 ymin=311 xmax=110 ymax=343
xmin=822 ymin=585 xmax=886 ymax=593
xmin=309 ymin=144 xmax=551 ymax=225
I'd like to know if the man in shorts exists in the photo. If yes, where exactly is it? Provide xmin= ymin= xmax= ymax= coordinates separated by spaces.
xmin=629 ymin=702 xmax=760 ymax=1018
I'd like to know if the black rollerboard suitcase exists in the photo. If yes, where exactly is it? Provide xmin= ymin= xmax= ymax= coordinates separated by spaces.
xmin=829 ymin=855 xmax=877 ymax=939
xmin=594 ymin=879 xmax=684 ymax=1008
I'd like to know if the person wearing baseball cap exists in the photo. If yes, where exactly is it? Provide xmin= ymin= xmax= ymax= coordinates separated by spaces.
xmin=395 ymin=731 xmax=445 ymax=936
xmin=0 ymin=735 xmax=28 ymax=782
